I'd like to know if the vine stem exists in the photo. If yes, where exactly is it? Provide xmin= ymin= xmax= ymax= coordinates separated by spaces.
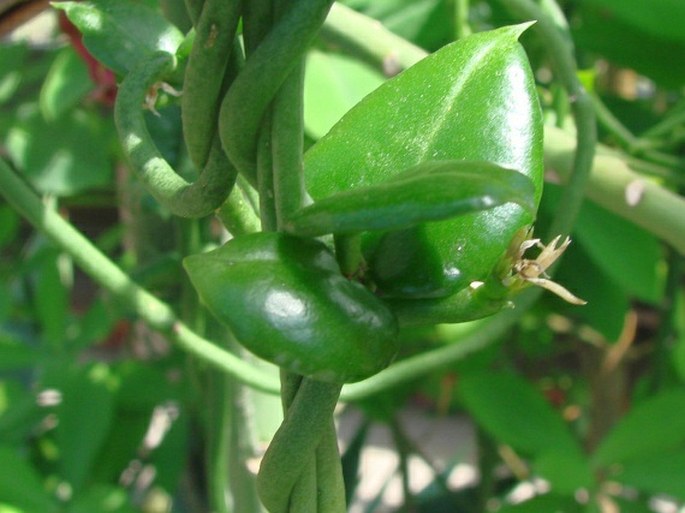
xmin=256 ymin=379 xmax=342 ymax=513
xmin=0 ymin=158 xmax=280 ymax=394
xmin=497 ymin=0 xmax=597 ymax=240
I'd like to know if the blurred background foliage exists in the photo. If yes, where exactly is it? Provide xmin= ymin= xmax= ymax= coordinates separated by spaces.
xmin=0 ymin=0 xmax=684 ymax=512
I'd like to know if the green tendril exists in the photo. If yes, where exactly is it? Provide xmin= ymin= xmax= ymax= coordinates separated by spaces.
xmin=218 ymin=0 xmax=335 ymax=183
xmin=182 ymin=0 xmax=243 ymax=169
xmin=115 ymin=51 xmax=236 ymax=218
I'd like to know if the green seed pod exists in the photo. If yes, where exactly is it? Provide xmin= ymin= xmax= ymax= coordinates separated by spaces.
xmin=184 ymin=232 xmax=399 ymax=383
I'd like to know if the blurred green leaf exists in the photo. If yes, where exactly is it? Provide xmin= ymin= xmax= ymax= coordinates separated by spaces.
xmin=0 ymin=203 xmax=19 ymax=247
xmin=495 ymin=493 xmax=582 ymax=513
xmin=539 ymin=184 xmax=629 ymax=341
xmin=67 ymin=298 xmax=117 ymax=353
xmin=534 ymin=449 xmax=593 ymax=494
xmin=574 ymin=5 xmax=685 ymax=89
xmin=580 ymin=0 xmax=685 ymax=44
xmin=55 ymin=364 xmax=116 ymax=493
xmin=53 ymin=0 xmax=184 ymax=75
xmin=304 ymin=49 xmax=384 ymax=140
xmin=574 ymin=200 xmax=663 ymax=304
xmin=40 ymin=47 xmax=93 ymax=121
xmin=592 ymin=389 xmax=685 ymax=467
xmin=0 ymin=381 xmax=41 ymax=444
xmin=67 ymin=485 xmax=136 ymax=513
xmin=6 ymin=104 xmax=113 ymax=196
xmin=149 ymin=406 xmax=188 ymax=492
xmin=342 ymin=0 xmax=450 ymax=50
xmin=31 ymin=246 xmax=69 ymax=346
xmin=0 ymin=42 xmax=27 ymax=106
xmin=673 ymin=291 xmax=685 ymax=383
xmin=0 ymin=335 xmax=39 ymax=370
xmin=553 ymin=240 xmax=629 ymax=341
xmin=458 ymin=372 xmax=584 ymax=458
xmin=615 ymin=449 xmax=685 ymax=501
xmin=0 ymin=445 xmax=54 ymax=513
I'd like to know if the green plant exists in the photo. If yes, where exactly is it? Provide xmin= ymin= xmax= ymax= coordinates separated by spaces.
xmin=1 ymin=1 xmax=685 ymax=513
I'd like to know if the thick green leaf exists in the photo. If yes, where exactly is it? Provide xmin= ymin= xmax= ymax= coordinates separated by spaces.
xmin=305 ymin=24 xmax=543 ymax=297
xmin=614 ymin=450 xmax=685 ymax=500
xmin=458 ymin=372 xmax=582 ymax=457
xmin=53 ymin=0 xmax=183 ymax=75
xmin=55 ymin=365 xmax=115 ymax=492
xmin=40 ymin=47 xmax=93 ymax=121
xmin=287 ymin=161 xmax=535 ymax=237
xmin=6 ymin=104 xmax=112 ymax=196
xmin=592 ymin=389 xmax=685 ymax=467
xmin=0 ymin=445 xmax=54 ymax=513
xmin=304 ymin=49 xmax=385 ymax=140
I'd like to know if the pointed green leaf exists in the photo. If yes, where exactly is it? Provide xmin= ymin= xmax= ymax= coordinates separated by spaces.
xmin=593 ymin=389 xmax=685 ymax=467
xmin=304 ymin=24 xmax=543 ymax=297
xmin=286 ymin=160 xmax=535 ymax=237
xmin=52 ymin=1 xmax=183 ymax=75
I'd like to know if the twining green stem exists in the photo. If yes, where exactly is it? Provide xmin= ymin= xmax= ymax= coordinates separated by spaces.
xmin=184 ymin=0 xmax=205 ymax=26
xmin=500 ymin=0 xmax=597 ymax=240
xmin=218 ymin=0 xmax=334 ymax=182
xmin=452 ymin=0 xmax=472 ymax=39
xmin=206 ymin=371 xmax=232 ymax=513
xmin=0 ymin=158 xmax=279 ymax=393
xmin=340 ymin=295 xmax=534 ymax=401
xmin=115 ymin=51 xmax=236 ymax=218
xmin=257 ymin=111 xmax=278 ymax=232
xmin=592 ymin=94 xmax=685 ymax=175
xmin=315 ymin=422 xmax=347 ymax=511
xmin=181 ymin=0 xmax=242 ymax=169
xmin=256 ymin=379 xmax=343 ymax=513
xmin=321 ymin=3 xmax=427 ymax=76
xmin=217 ymin=186 xmax=262 ymax=236
xmin=272 ymin=60 xmax=307 ymax=228
xmin=545 ymin=126 xmax=685 ymax=254
xmin=641 ymin=99 xmax=685 ymax=140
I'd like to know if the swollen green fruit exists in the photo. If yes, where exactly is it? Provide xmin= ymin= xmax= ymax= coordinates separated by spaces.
xmin=184 ymin=233 xmax=398 ymax=383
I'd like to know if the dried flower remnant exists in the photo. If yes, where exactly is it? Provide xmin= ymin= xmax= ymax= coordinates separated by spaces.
xmin=505 ymin=234 xmax=587 ymax=305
